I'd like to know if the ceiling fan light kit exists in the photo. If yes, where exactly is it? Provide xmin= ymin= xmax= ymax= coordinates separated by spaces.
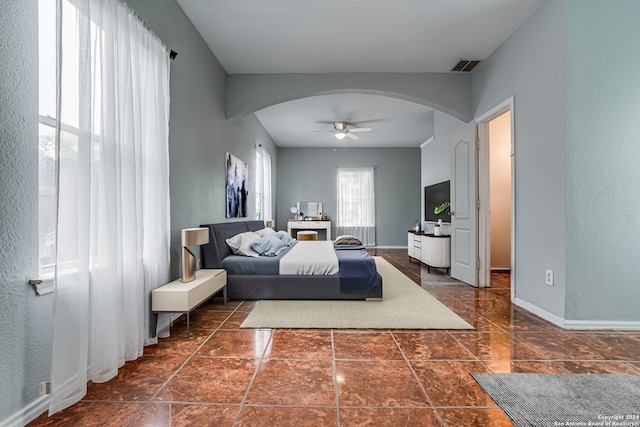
xmin=311 ymin=122 xmax=373 ymax=142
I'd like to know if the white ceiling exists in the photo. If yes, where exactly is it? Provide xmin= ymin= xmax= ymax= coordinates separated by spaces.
xmin=176 ymin=0 xmax=547 ymax=147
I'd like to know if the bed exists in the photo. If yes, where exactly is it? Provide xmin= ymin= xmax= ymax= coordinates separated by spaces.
xmin=199 ymin=220 xmax=383 ymax=301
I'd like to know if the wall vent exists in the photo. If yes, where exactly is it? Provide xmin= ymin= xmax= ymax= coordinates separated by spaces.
xmin=450 ymin=59 xmax=481 ymax=72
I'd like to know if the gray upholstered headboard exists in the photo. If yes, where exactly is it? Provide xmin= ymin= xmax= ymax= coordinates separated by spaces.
xmin=200 ymin=220 xmax=265 ymax=268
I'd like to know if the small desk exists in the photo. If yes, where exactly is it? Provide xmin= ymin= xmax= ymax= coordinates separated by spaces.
xmin=287 ymin=220 xmax=331 ymax=240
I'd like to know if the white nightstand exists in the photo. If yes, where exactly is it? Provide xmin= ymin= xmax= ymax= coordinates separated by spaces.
xmin=152 ymin=269 xmax=227 ymax=333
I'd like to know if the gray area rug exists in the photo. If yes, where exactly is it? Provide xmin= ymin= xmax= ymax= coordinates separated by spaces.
xmin=240 ymin=257 xmax=473 ymax=329
xmin=471 ymin=373 xmax=640 ymax=427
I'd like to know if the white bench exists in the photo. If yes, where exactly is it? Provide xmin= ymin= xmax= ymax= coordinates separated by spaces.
xmin=152 ymin=269 xmax=227 ymax=332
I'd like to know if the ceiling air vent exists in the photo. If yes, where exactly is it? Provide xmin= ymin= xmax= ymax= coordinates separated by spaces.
xmin=450 ymin=59 xmax=481 ymax=72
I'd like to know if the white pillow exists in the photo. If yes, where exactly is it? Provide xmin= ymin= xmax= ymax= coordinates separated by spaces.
xmin=255 ymin=227 xmax=276 ymax=238
xmin=226 ymin=231 xmax=260 ymax=257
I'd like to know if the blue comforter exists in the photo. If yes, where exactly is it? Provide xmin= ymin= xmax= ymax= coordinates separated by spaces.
xmin=334 ymin=244 xmax=378 ymax=293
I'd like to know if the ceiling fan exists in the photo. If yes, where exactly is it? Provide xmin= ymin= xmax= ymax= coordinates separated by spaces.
xmin=312 ymin=122 xmax=373 ymax=141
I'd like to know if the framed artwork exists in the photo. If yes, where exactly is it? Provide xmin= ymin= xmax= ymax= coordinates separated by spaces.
xmin=226 ymin=152 xmax=248 ymax=218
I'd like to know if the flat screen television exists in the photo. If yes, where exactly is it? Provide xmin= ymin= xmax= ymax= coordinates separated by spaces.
xmin=424 ymin=180 xmax=451 ymax=223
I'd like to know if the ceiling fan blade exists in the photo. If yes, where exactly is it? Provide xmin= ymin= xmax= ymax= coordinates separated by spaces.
xmin=348 ymin=127 xmax=372 ymax=133
xmin=346 ymin=132 xmax=360 ymax=140
xmin=309 ymin=130 xmax=334 ymax=132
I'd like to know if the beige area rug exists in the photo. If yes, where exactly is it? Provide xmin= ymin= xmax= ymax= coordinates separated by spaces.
xmin=240 ymin=257 xmax=473 ymax=329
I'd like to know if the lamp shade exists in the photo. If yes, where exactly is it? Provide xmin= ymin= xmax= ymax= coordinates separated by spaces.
xmin=181 ymin=227 xmax=209 ymax=246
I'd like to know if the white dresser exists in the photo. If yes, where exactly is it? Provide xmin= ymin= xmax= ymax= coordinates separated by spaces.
xmin=288 ymin=220 xmax=332 ymax=240
xmin=407 ymin=231 xmax=451 ymax=273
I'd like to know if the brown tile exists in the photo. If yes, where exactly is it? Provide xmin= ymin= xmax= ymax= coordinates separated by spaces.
xmin=556 ymin=360 xmax=640 ymax=374
xmin=236 ymin=406 xmax=338 ymax=427
xmin=144 ymin=328 xmax=211 ymax=356
xmin=451 ymin=331 xmax=545 ymax=361
xmin=570 ymin=333 xmax=640 ymax=361
xmin=449 ymin=294 xmax=512 ymax=315
xmin=438 ymin=407 xmax=514 ymax=427
xmin=267 ymin=329 xmax=333 ymax=359
xmin=339 ymin=407 xmax=443 ymax=427
xmin=155 ymin=357 xmax=257 ymax=403
xmin=196 ymin=329 xmax=272 ymax=358
xmin=484 ymin=360 xmax=569 ymax=373
xmin=336 ymin=360 xmax=429 ymax=407
xmin=28 ymin=402 xmax=143 ymax=426
xmin=393 ymin=331 xmax=476 ymax=360
xmin=411 ymin=361 xmax=494 ymax=407
xmin=199 ymin=298 xmax=243 ymax=311
xmin=481 ymin=311 xmax=559 ymax=332
xmin=515 ymin=332 xmax=612 ymax=360
xmin=84 ymin=355 xmax=187 ymax=401
xmin=455 ymin=313 xmax=506 ymax=332
xmin=235 ymin=300 xmax=259 ymax=312
xmin=171 ymin=310 xmax=234 ymax=330
xmin=333 ymin=331 xmax=404 ymax=360
xmin=245 ymin=359 xmax=335 ymax=406
xmin=129 ymin=403 xmax=239 ymax=427
xmin=220 ymin=310 xmax=252 ymax=329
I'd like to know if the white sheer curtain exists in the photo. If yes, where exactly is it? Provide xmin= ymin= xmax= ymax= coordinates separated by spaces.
xmin=337 ymin=167 xmax=376 ymax=246
xmin=48 ymin=0 xmax=170 ymax=415
xmin=256 ymin=145 xmax=272 ymax=220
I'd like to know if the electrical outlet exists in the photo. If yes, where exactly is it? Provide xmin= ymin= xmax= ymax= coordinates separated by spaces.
xmin=39 ymin=381 xmax=53 ymax=395
xmin=545 ymin=270 xmax=554 ymax=286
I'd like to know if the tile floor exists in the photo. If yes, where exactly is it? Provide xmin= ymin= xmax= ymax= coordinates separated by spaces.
xmin=29 ymin=249 xmax=640 ymax=426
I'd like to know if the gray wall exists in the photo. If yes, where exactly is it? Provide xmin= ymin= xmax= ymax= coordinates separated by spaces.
xmin=472 ymin=0 xmax=640 ymax=325
xmin=472 ymin=0 xmax=568 ymax=321
xmin=276 ymin=147 xmax=420 ymax=246
xmin=228 ymin=73 xmax=472 ymax=121
xmin=420 ymin=111 xmax=466 ymax=235
xmin=0 ymin=1 xmax=53 ymax=422
xmin=564 ymin=0 xmax=640 ymax=322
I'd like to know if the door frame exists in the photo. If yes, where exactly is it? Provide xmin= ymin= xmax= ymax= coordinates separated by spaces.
xmin=476 ymin=96 xmax=516 ymax=301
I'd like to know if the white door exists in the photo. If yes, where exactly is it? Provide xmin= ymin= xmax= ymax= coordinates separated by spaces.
xmin=450 ymin=123 xmax=478 ymax=286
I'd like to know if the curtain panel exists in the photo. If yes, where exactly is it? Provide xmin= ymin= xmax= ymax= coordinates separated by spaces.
xmin=337 ymin=167 xmax=376 ymax=246
xmin=256 ymin=145 xmax=272 ymax=220
xmin=48 ymin=0 xmax=171 ymax=415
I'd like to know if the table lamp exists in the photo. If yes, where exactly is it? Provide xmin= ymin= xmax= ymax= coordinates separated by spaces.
xmin=266 ymin=220 xmax=275 ymax=229
xmin=181 ymin=227 xmax=209 ymax=282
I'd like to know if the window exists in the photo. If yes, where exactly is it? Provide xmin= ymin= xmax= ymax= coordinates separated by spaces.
xmin=255 ymin=145 xmax=272 ymax=220
xmin=337 ymin=167 xmax=376 ymax=245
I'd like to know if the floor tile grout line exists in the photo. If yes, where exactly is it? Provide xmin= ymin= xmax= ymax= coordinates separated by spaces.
xmin=331 ymin=330 xmax=342 ymax=427
xmin=230 ymin=325 xmax=275 ymax=427
xmin=389 ymin=330 xmax=445 ymax=426
xmin=144 ymin=302 xmax=246 ymax=406
xmin=121 ymin=305 xmax=246 ymax=427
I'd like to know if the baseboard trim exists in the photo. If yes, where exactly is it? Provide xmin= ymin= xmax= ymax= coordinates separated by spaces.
xmin=563 ymin=320 xmax=640 ymax=330
xmin=514 ymin=298 xmax=565 ymax=328
xmin=0 ymin=395 xmax=49 ymax=427
xmin=515 ymin=298 xmax=640 ymax=330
